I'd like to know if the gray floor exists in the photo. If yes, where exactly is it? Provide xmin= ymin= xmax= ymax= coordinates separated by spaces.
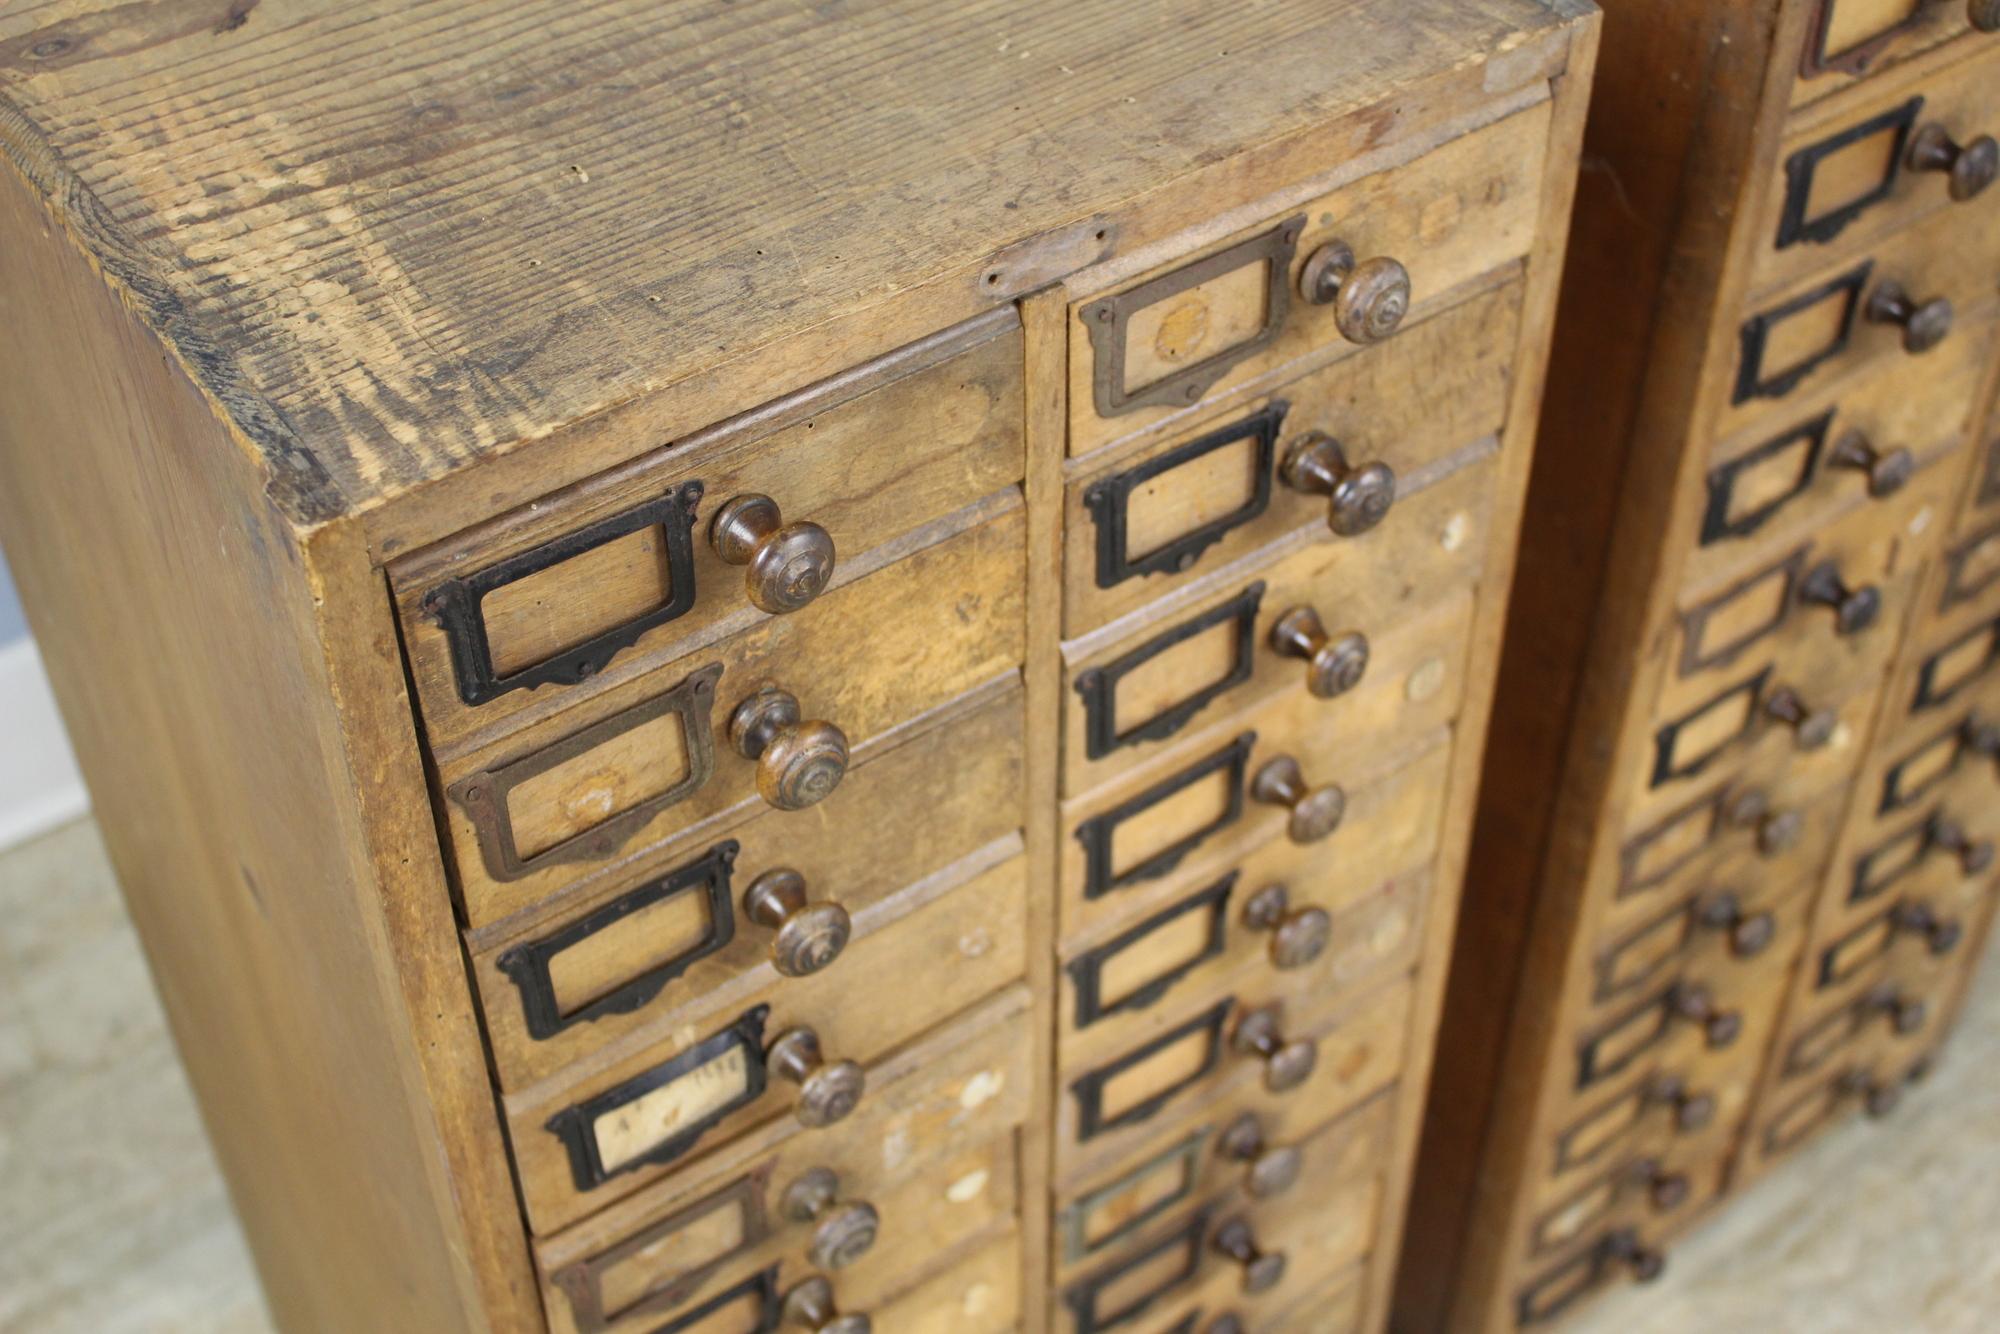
xmin=0 ymin=817 xmax=1994 ymax=1332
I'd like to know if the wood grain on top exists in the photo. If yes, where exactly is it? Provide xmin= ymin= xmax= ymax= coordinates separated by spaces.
xmin=0 ymin=0 xmax=1580 ymax=523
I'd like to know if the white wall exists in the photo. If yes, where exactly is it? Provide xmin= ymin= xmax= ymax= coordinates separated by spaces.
xmin=0 ymin=542 xmax=88 ymax=849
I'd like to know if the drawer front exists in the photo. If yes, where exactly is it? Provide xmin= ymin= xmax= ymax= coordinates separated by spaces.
xmin=1059 ymin=589 xmax=1472 ymax=921
xmin=1062 ymin=450 xmax=1497 ymax=794
xmin=394 ymin=317 xmax=1024 ymax=749
xmin=1806 ymin=878 xmax=1981 ymax=1005
xmin=1789 ymin=1 xmax=1989 ymax=109
xmin=1526 ymin=1129 xmax=1724 ymax=1263
xmin=1056 ymin=972 xmax=1412 ymax=1182
xmin=440 ymin=504 xmax=1025 ymax=926
xmin=1511 ymin=1159 xmax=1725 ymax=1327
xmin=1062 ymin=282 xmax=1517 ymax=636
xmin=1065 ymin=105 xmax=1545 ymax=456
xmin=1718 ymin=204 xmax=2000 ymax=443
xmin=1055 ymin=1107 xmax=1387 ymax=1334
xmin=1837 ymin=772 xmax=1998 ymax=918
xmin=1586 ymin=875 xmax=1808 ymax=1021
xmin=1687 ymin=314 xmax=1990 ymax=593
xmin=1776 ymin=964 xmax=1947 ymax=1085
xmin=1763 ymin=44 xmax=2000 ymax=284
xmin=1542 ymin=1043 xmax=1760 ymax=1193
xmin=470 ymin=687 xmax=1024 ymax=1088
xmin=509 ymin=862 xmax=1027 ymax=1233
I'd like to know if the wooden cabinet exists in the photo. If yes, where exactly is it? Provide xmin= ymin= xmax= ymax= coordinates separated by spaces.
xmin=0 ymin=3 xmax=1596 ymax=1331
xmin=1403 ymin=3 xmax=2000 ymax=1329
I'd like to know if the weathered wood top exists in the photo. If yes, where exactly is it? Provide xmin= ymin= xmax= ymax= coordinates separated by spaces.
xmin=0 ymin=0 xmax=1584 ymax=525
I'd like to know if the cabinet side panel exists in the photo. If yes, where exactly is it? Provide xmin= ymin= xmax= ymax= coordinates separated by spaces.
xmin=0 ymin=158 xmax=535 ymax=1329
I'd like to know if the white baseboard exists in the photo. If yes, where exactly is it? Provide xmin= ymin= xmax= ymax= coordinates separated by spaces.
xmin=0 ymin=639 xmax=89 ymax=851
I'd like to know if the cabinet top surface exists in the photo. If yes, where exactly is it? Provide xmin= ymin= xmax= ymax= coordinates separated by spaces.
xmin=0 ymin=0 xmax=1583 ymax=523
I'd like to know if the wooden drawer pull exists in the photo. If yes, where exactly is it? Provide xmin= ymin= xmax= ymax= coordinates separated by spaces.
xmin=1602 ymin=1228 xmax=1666 ymax=1282
xmin=1231 ymin=1003 xmax=1317 ymax=1092
xmin=1211 ymin=1216 xmax=1288 ymax=1295
xmin=1298 ymin=239 xmax=1411 ymax=344
xmin=1975 ymin=0 xmax=2000 ymax=32
xmin=1240 ymin=883 xmax=1331 ymax=971
xmin=1796 ymin=560 xmax=1881 ymax=635
xmin=1218 ymin=1112 xmax=1302 ymax=1199
xmin=1251 ymin=755 xmax=1347 ymax=844
xmin=1696 ymin=892 xmax=1776 ymax=957
xmin=1724 ymin=787 xmax=1802 ymax=855
xmin=768 ymin=1027 xmax=865 ymax=1128
xmin=781 ymin=1275 xmax=870 ymax=1334
xmin=1827 ymin=429 xmax=1913 ymax=499
xmin=1206 ymin=1317 xmax=1246 ymax=1334
xmin=730 ymin=686 xmax=849 ymax=811
xmin=1890 ymin=902 xmax=1964 ymax=956
xmin=744 ymin=868 xmax=851 ymax=978
xmin=1864 ymin=280 xmax=1952 ymax=354
xmin=781 ymin=1167 xmax=880 ymax=1271
xmin=1764 ymin=686 xmax=1836 ymax=749
xmin=1279 ymin=431 xmax=1397 ymax=537
xmin=1906 ymin=123 xmax=1999 ymax=202
xmin=1926 ymin=816 xmax=1995 ymax=875
xmin=1625 ymin=1157 xmax=1691 ymax=1211
xmin=712 ymin=492 xmax=837 ymax=614
xmin=1642 ymin=1073 xmax=1717 ymax=1133
xmin=1862 ymin=984 xmax=1927 ymax=1035
xmin=1667 ymin=983 xmax=1742 ymax=1048
xmin=1269 ymin=606 xmax=1369 ymax=698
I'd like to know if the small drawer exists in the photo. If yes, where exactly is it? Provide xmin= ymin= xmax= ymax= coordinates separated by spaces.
xmin=1778 ymin=974 xmax=1938 ymax=1081
xmin=1864 ymin=701 xmax=2000 ymax=822
xmin=1718 ymin=205 xmax=2000 ymax=443
xmin=1789 ymin=0 xmax=1993 ymax=110
xmin=506 ymin=861 xmax=1027 ymax=1234
xmin=393 ymin=315 xmax=1024 ymax=750
xmin=1687 ymin=313 xmax=1990 ymax=593
xmin=469 ymin=686 xmax=1023 ymax=1088
xmin=1526 ymin=1135 xmax=1719 ymax=1262
xmin=1751 ymin=1049 xmax=1934 ymax=1169
xmin=538 ymin=1134 xmax=1015 ymax=1334
xmin=1053 ymin=1093 xmax=1392 ymax=1283
xmin=1929 ymin=512 xmax=2000 ymax=626
xmin=1765 ymin=42 xmax=2000 ymax=281
xmin=1055 ymin=1107 xmax=1386 ymax=1334
xmin=1586 ymin=874 xmax=1808 ymax=1018
xmin=1511 ymin=1163 xmax=1719 ymax=1329
xmin=1056 ymin=973 xmax=1412 ymax=1184
xmin=1808 ymin=884 xmax=1979 ymax=1003
xmin=1057 ymin=589 xmax=1470 ymax=929
xmin=1062 ymin=280 xmax=1517 ymax=637
xmin=1062 ymin=448 xmax=1497 ymax=794
xmin=1838 ymin=782 xmax=1997 ymax=915
xmin=1543 ymin=1052 xmax=1757 ymax=1192
xmin=436 ymin=503 xmax=1025 ymax=927
xmin=1627 ymin=664 xmax=1877 ymax=832
xmin=1888 ymin=605 xmax=2000 ymax=733
xmin=1064 ymin=105 xmax=1546 ymax=456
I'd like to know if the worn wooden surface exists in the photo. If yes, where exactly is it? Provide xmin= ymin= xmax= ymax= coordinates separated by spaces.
xmin=0 ymin=0 xmax=1583 ymax=529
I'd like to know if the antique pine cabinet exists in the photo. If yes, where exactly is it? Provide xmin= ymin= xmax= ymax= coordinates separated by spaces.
xmin=0 ymin=3 xmax=1596 ymax=1332
xmin=1400 ymin=0 xmax=2000 ymax=1329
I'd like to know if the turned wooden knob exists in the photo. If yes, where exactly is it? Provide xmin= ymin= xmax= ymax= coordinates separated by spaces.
xmin=1644 ymin=1074 xmax=1717 ymax=1133
xmin=1241 ymin=884 xmax=1332 ymax=971
xmin=1907 ymin=123 xmax=1999 ymax=201
xmin=781 ymin=1276 xmax=869 ymax=1334
xmin=1280 ymin=432 xmax=1397 ymax=537
xmin=1765 ymin=686 xmax=1836 ymax=750
xmin=1218 ymin=1112 xmax=1303 ymax=1199
xmin=768 ymin=1027 xmax=865 ymax=1128
xmin=730 ymin=687 xmax=849 ymax=811
xmin=1974 ymin=0 xmax=2000 ymax=32
xmin=1927 ymin=816 xmax=1995 ymax=875
xmin=1669 ymin=983 xmax=1742 ymax=1048
xmin=744 ymin=869 xmax=851 ymax=978
xmin=1626 ymin=1157 xmax=1691 ymax=1211
xmin=1211 ymin=1217 xmax=1288 ymax=1294
xmin=782 ymin=1167 xmax=880 ymax=1271
xmin=1251 ymin=756 xmax=1346 ymax=844
xmin=1827 ymin=430 xmax=1914 ymax=498
xmin=1962 ymin=715 xmax=2000 ymax=763
xmin=1863 ymin=1079 xmax=1905 ymax=1118
xmin=1892 ymin=902 xmax=1964 ymax=956
xmin=1299 ymin=239 xmax=1411 ymax=343
xmin=1727 ymin=787 xmax=1802 ymax=856
xmin=1696 ymin=891 xmax=1776 ymax=957
xmin=1232 ymin=1004 xmax=1317 ymax=1092
xmin=1797 ymin=560 xmax=1882 ymax=635
xmin=1865 ymin=985 xmax=1928 ymax=1036
xmin=1205 ymin=1317 xmax=1246 ymax=1334
xmin=1865 ymin=280 xmax=1953 ymax=354
xmin=1270 ymin=606 xmax=1370 ymax=698
xmin=1604 ymin=1229 xmax=1666 ymax=1282
xmin=712 ymin=493 xmax=836 ymax=614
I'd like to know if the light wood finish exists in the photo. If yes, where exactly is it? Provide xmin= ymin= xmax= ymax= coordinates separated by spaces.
xmin=0 ymin=3 xmax=1598 ymax=1330
xmin=1403 ymin=6 xmax=2000 ymax=1330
